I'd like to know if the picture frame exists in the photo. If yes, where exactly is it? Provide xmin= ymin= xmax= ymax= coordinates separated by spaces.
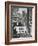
xmin=5 ymin=1 xmax=37 ymax=45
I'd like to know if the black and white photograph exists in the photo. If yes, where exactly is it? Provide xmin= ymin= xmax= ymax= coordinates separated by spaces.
xmin=11 ymin=7 xmax=32 ymax=38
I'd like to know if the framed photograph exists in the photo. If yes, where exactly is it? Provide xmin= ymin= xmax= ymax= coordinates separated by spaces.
xmin=5 ymin=1 xmax=37 ymax=45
